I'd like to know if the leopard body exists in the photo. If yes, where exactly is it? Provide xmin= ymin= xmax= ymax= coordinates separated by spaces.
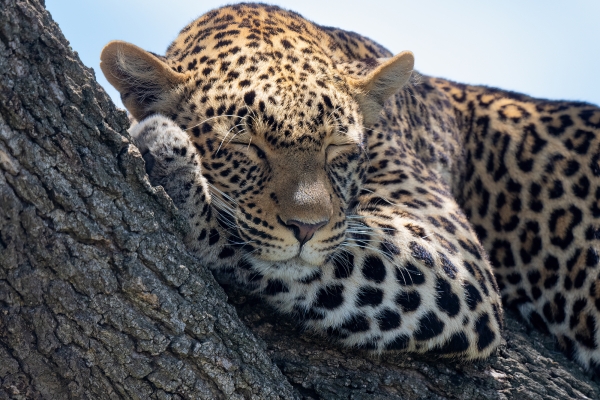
xmin=100 ymin=3 xmax=600 ymax=372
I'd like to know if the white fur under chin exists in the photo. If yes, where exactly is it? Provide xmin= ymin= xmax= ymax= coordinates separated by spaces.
xmin=251 ymin=257 xmax=321 ymax=281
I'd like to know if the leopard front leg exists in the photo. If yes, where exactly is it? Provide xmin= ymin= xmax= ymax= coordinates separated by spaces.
xmin=129 ymin=115 xmax=243 ymax=270
xmin=250 ymin=150 xmax=504 ymax=360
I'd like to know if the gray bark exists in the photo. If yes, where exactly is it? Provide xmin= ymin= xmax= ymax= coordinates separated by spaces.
xmin=0 ymin=0 xmax=599 ymax=399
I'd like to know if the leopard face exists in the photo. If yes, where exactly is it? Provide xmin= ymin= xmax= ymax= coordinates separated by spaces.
xmin=169 ymin=63 xmax=367 ymax=270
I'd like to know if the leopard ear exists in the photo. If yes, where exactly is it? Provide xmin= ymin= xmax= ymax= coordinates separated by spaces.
xmin=346 ymin=51 xmax=414 ymax=126
xmin=100 ymin=40 xmax=187 ymax=120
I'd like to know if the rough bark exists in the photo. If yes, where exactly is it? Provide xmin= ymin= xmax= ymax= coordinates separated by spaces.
xmin=0 ymin=0 xmax=599 ymax=399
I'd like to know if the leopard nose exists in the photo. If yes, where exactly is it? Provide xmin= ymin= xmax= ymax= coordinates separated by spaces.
xmin=283 ymin=219 xmax=328 ymax=246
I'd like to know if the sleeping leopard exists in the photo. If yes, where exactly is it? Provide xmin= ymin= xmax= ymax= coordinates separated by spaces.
xmin=100 ymin=3 xmax=600 ymax=374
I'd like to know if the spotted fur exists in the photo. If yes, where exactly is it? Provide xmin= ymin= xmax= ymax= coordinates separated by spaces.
xmin=100 ymin=3 xmax=600 ymax=371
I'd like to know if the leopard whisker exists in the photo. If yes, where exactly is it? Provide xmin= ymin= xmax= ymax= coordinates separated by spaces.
xmin=346 ymin=226 xmax=389 ymax=235
xmin=328 ymin=250 xmax=353 ymax=277
xmin=210 ymin=194 xmax=236 ymax=215
xmin=345 ymin=228 xmax=378 ymax=233
xmin=185 ymin=114 xmax=245 ymax=132
xmin=344 ymin=238 xmax=385 ymax=245
xmin=228 ymin=239 xmax=257 ymax=247
xmin=356 ymin=188 xmax=397 ymax=206
xmin=395 ymin=265 xmax=419 ymax=286
xmin=345 ymin=232 xmax=389 ymax=240
xmin=346 ymin=220 xmax=396 ymax=234
xmin=347 ymin=214 xmax=398 ymax=225
xmin=215 ymin=122 xmax=247 ymax=155
xmin=346 ymin=221 xmax=395 ymax=230
xmin=208 ymin=183 xmax=239 ymax=207
xmin=340 ymin=242 xmax=389 ymax=260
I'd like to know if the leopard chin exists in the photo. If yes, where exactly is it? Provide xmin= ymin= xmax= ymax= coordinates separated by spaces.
xmin=252 ymin=242 xmax=338 ymax=265
xmin=248 ymin=257 xmax=322 ymax=281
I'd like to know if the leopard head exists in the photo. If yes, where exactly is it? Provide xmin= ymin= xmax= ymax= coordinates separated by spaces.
xmin=100 ymin=7 xmax=413 ymax=271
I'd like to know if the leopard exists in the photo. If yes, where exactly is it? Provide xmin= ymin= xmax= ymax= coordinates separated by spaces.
xmin=99 ymin=3 xmax=600 ymax=374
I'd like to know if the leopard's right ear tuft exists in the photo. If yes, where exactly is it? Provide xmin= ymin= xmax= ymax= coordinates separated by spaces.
xmin=100 ymin=40 xmax=187 ymax=120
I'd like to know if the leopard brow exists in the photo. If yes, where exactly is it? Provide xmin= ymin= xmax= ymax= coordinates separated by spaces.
xmin=324 ymin=105 xmax=357 ymax=142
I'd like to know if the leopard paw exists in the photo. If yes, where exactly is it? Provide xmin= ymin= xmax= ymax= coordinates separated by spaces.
xmin=128 ymin=114 xmax=197 ymax=179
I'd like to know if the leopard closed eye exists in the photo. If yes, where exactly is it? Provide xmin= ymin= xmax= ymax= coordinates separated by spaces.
xmin=100 ymin=3 xmax=600 ymax=375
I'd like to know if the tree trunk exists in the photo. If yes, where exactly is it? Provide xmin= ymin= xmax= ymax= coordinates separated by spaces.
xmin=0 ymin=1 xmax=294 ymax=398
xmin=0 ymin=1 xmax=599 ymax=399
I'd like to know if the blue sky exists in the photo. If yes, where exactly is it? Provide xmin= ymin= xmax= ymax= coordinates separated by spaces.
xmin=46 ymin=1 xmax=600 ymax=109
